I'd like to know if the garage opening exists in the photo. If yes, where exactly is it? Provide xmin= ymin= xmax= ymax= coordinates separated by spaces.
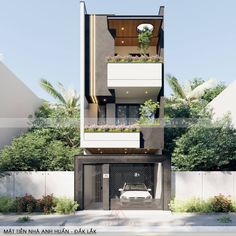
xmin=110 ymin=163 xmax=162 ymax=210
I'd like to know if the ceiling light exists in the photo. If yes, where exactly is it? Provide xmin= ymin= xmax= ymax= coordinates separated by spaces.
xmin=126 ymin=91 xmax=129 ymax=94
xmin=145 ymin=91 xmax=148 ymax=94
xmin=103 ymin=98 xmax=107 ymax=102
xmin=121 ymin=27 xmax=125 ymax=31
xmin=121 ymin=40 xmax=125 ymax=44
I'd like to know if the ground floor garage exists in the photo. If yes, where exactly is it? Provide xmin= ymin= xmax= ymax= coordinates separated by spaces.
xmin=75 ymin=155 xmax=171 ymax=210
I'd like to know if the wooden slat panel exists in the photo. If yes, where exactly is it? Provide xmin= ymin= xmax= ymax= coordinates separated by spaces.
xmin=115 ymin=37 xmax=158 ymax=46
xmin=108 ymin=19 xmax=161 ymax=37
xmin=88 ymin=148 xmax=158 ymax=154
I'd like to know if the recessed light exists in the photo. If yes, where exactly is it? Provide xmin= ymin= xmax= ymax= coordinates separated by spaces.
xmin=126 ymin=91 xmax=129 ymax=94
xmin=145 ymin=91 xmax=148 ymax=94
xmin=121 ymin=40 xmax=125 ymax=44
xmin=103 ymin=98 xmax=107 ymax=102
xmin=121 ymin=27 xmax=125 ymax=31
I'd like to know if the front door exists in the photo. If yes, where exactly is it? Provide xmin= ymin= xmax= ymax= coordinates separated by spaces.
xmin=84 ymin=165 xmax=103 ymax=209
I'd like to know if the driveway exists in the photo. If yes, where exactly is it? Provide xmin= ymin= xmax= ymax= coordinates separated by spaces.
xmin=1 ymin=211 xmax=236 ymax=235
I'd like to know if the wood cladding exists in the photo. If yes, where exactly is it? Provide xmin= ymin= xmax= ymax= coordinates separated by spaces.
xmin=87 ymin=148 xmax=158 ymax=154
xmin=108 ymin=19 xmax=161 ymax=46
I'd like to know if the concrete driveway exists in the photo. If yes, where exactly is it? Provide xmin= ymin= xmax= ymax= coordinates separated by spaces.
xmin=1 ymin=211 xmax=236 ymax=235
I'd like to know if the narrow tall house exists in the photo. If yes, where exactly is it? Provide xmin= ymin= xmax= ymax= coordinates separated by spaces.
xmin=75 ymin=1 xmax=171 ymax=210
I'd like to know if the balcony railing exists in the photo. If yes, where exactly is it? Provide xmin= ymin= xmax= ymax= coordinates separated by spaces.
xmin=107 ymin=55 xmax=163 ymax=89
xmin=82 ymin=119 xmax=163 ymax=149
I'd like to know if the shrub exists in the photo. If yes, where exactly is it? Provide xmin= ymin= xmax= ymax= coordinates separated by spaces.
xmin=170 ymin=198 xmax=212 ymax=213
xmin=0 ymin=196 xmax=17 ymax=213
xmin=16 ymin=194 xmax=37 ymax=213
xmin=170 ymin=195 xmax=235 ymax=213
xmin=53 ymin=197 xmax=79 ymax=214
xmin=211 ymin=194 xmax=233 ymax=213
xmin=37 ymin=195 xmax=55 ymax=214
xmin=17 ymin=216 xmax=31 ymax=223
xmin=106 ymin=55 xmax=162 ymax=63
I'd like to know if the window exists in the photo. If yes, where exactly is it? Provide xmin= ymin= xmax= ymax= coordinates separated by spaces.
xmin=116 ymin=104 xmax=140 ymax=125
xmin=98 ymin=105 xmax=106 ymax=125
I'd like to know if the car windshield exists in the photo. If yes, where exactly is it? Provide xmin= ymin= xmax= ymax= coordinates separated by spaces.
xmin=124 ymin=183 xmax=147 ymax=191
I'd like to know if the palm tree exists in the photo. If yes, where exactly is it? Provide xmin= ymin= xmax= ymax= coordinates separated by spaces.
xmin=166 ymin=74 xmax=215 ymax=104
xmin=39 ymin=79 xmax=79 ymax=112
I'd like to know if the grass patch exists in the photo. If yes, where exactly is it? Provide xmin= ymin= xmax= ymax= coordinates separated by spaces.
xmin=217 ymin=215 xmax=232 ymax=223
xmin=17 ymin=216 xmax=31 ymax=223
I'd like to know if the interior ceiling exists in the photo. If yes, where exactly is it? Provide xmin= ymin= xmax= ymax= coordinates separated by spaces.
xmin=114 ymin=87 xmax=161 ymax=99
xmin=87 ymin=148 xmax=158 ymax=155
xmin=108 ymin=19 xmax=161 ymax=46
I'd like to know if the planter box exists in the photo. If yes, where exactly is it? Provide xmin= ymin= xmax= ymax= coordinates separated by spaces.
xmin=81 ymin=132 xmax=140 ymax=148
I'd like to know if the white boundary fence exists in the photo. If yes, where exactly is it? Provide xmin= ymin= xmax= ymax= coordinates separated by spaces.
xmin=0 ymin=171 xmax=235 ymax=200
xmin=0 ymin=171 xmax=74 ymax=198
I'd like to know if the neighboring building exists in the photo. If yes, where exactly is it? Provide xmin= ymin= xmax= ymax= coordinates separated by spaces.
xmin=75 ymin=1 xmax=170 ymax=210
xmin=208 ymin=80 xmax=236 ymax=127
xmin=0 ymin=62 xmax=43 ymax=148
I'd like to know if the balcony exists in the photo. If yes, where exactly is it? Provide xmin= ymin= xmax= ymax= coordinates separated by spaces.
xmin=81 ymin=124 xmax=140 ymax=148
xmin=107 ymin=56 xmax=162 ymax=89
xmin=81 ymin=121 xmax=164 ymax=150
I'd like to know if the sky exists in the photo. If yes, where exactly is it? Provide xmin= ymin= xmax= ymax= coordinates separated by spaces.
xmin=0 ymin=0 xmax=236 ymax=102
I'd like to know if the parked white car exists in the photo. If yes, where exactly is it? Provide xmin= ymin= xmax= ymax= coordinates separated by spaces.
xmin=119 ymin=183 xmax=152 ymax=205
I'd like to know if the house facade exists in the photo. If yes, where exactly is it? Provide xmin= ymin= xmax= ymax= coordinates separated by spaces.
xmin=208 ymin=80 xmax=236 ymax=127
xmin=75 ymin=1 xmax=171 ymax=210
xmin=0 ymin=62 xmax=43 ymax=148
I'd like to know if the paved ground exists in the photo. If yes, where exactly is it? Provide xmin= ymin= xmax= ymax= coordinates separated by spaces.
xmin=1 ymin=211 xmax=236 ymax=235
xmin=1 ymin=210 xmax=236 ymax=226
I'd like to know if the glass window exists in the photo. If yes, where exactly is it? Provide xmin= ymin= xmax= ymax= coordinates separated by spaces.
xmin=116 ymin=105 xmax=127 ymax=125
xmin=98 ymin=105 xmax=106 ymax=125
xmin=116 ymin=105 xmax=140 ymax=125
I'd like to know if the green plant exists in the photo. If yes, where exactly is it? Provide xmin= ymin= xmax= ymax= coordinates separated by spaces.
xmin=39 ymin=79 xmax=79 ymax=112
xmin=0 ymin=103 xmax=82 ymax=172
xmin=53 ymin=197 xmax=79 ymax=214
xmin=169 ymin=198 xmax=212 ymax=213
xmin=106 ymin=55 xmax=162 ymax=63
xmin=139 ymin=99 xmax=159 ymax=124
xmin=0 ymin=196 xmax=17 ymax=213
xmin=211 ymin=194 xmax=233 ymax=213
xmin=138 ymin=27 xmax=152 ymax=55
xmin=37 ymin=195 xmax=55 ymax=214
xmin=217 ymin=215 xmax=232 ymax=223
xmin=16 ymin=194 xmax=37 ymax=213
xmin=172 ymin=117 xmax=236 ymax=171
xmin=17 ymin=216 xmax=31 ymax=223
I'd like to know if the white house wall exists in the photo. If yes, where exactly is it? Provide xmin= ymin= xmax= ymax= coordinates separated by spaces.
xmin=208 ymin=80 xmax=236 ymax=127
xmin=0 ymin=62 xmax=42 ymax=148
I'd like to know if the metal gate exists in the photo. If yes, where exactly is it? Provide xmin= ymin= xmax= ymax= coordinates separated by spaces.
xmin=84 ymin=165 xmax=103 ymax=209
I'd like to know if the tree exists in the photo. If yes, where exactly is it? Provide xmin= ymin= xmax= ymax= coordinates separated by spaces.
xmin=172 ymin=117 xmax=236 ymax=171
xmin=39 ymin=79 xmax=79 ymax=113
xmin=0 ymin=103 xmax=82 ymax=171
xmin=138 ymin=27 xmax=152 ymax=55
xmin=164 ymin=77 xmax=225 ymax=157
xmin=166 ymin=74 xmax=215 ymax=104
